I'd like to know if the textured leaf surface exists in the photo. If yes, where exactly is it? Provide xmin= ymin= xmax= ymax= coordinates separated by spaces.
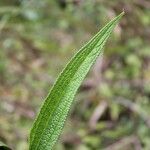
xmin=29 ymin=12 xmax=124 ymax=150
xmin=0 ymin=141 xmax=12 ymax=150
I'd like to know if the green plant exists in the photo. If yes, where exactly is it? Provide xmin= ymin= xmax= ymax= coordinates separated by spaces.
xmin=29 ymin=12 xmax=124 ymax=150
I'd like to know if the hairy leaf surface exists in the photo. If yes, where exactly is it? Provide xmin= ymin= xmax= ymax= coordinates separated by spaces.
xmin=29 ymin=12 xmax=124 ymax=150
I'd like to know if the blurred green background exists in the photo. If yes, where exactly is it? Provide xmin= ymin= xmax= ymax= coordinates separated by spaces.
xmin=0 ymin=0 xmax=150 ymax=150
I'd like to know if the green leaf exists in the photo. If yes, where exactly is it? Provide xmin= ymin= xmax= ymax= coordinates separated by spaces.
xmin=0 ymin=141 xmax=12 ymax=150
xmin=29 ymin=12 xmax=124 ymax=150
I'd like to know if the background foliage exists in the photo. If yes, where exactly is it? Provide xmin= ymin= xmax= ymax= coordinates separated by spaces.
xmin=0 ymin=0 xmax=150 ymax=150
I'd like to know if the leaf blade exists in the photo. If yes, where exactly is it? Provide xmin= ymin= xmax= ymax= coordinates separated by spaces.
xmin=0 ymin=141 xmax=12 ymax=150
xmin=29 ymin=12 xmax=124 ymax=150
